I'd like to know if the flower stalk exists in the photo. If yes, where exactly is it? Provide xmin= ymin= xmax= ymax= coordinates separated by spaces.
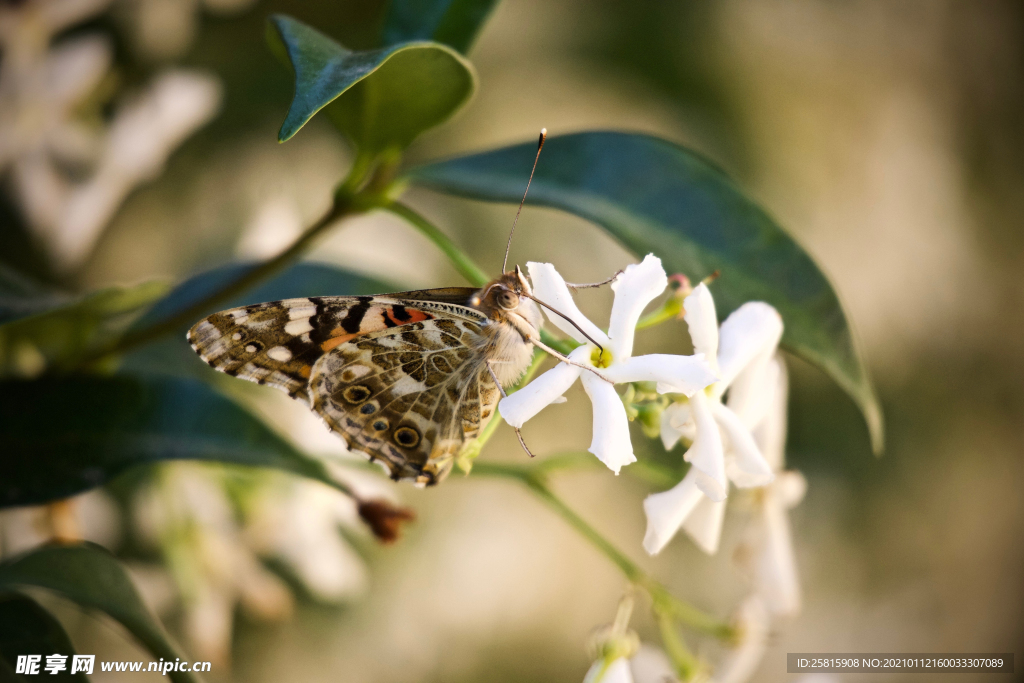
xmin=471 ymin=459 xmax=735 ymax=641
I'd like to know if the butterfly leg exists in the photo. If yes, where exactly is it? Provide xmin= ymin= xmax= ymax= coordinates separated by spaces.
xmin=486 ymin=360 xmax=536 ymax=458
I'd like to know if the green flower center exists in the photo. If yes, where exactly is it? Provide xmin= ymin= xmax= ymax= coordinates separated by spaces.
xmin=591 ymin=346 xmax=613 ymax=368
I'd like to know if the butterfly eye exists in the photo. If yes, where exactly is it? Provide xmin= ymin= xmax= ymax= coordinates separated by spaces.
xmin=496 ymin=289 xmax=519 ymax=310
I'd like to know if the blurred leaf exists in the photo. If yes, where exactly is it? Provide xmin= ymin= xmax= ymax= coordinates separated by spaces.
xmin=121 ymin=261 xmax=393 ymax=378
xmin=0 ymin=594 xmax=87 ymax=682
xmin=0 ymin=281 xmax=169 ymax=376
xmin=381 ymin=0 xmax=498 ymax=53
xmin=0 ymin=375 xmax=342 ymax=508
xmin=0 ymin=544 xmax=197 ymax=683
xmin=268 ymin=14 xmax=475 ymax=151
xmin=0 ymin=264 xmax=68 ymax=326
xmin=408 ymin=131 xmax=883 ymax=452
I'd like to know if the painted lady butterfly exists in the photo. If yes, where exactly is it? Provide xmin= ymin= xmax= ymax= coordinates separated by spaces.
xmin=188 ymin=269 xmax=544 ymax=485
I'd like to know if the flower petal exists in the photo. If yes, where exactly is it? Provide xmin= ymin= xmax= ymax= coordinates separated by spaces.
xmin=642 ymin=470 xmax=704 ymax=555
xmin=682 ymin=392 xmax=727 ymax=501
xmin=498 ymin=357 xmax=583 ymax=428
xmin=774 ymin=470 xmax=807 ymax=509
xmin=660 ymin=402 xmax=690 ymax=451
xmin=608 ymin=254 xmax=667 ymax=358
xmin=584 ymin=657 xmax=634 ymax=683
xmin=716 ymin=302 xmax=783 ymax=390
xmin=756 ymin=495 xmax=802 ymax=617
xmin=714 ymin=596 xmax=770 ymax=683
xmin=629 ymin=645 xmax=677 ymax=683
xmin=604 ymin=353 xmax=716 ymax=396
xmin=682 ymin=283 xmax=719 ymax=371
xmin=747 ymin=355 xmax=788 ymax=470
xmin=527 ymin=261 xmax=610 ymax=347
xmin=581 ymin=371 xmax=636 ymax=473
xmin=712 ymin=402 xmax=774 ymax=488
xmin=682 ymin=492 xmax=727 ymax=555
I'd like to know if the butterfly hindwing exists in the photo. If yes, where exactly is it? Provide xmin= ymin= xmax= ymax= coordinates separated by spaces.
xmin=309 ymin=316 xmax=501 ymax=484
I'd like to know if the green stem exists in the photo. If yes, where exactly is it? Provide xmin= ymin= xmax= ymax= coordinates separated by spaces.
xmin=385 ymin=202 xmax=490 ymax=287
xmin=75 ymin=196 xmax=358 ymax=367
xmin=635 ymin=296 xmax=682 ymax=330
xmin=656 ymin=608 xmax=702 ymax=681
xmin=471 ymin=461 xmax=735 ymax=640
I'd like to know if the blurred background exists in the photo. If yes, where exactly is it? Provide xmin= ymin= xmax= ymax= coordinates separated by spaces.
xmin=2 ymin=0 xmax=1022 ymax=681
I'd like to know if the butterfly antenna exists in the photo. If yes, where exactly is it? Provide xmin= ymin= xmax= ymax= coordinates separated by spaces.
xmin=502 ymin=128 xmax=547 ymax=273
xmin=523 ymin=293 xmax=604 ymax=353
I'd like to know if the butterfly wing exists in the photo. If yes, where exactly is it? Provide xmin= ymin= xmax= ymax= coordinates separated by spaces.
xmin=309 ymin=317 xmax=500 ymax=485
xmin=187 ymin=292 xmax=475 ymax=401
xmin=187 ymin=292 xmax=496 ymax=484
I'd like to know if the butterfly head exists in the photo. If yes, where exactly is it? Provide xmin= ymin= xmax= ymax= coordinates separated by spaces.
xmin=470 ymin=265 xmax=541 ymax=336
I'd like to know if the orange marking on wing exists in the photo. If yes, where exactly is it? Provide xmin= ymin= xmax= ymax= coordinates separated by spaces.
xmin=385 ymin=307 xmax=432 ymax=326
xmin=321 ymin=332 xmax=358 ymax=352
xmin=299 ymin=364 xmax=312 ymax=379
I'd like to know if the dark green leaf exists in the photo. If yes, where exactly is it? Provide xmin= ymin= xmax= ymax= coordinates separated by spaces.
xmin=0 ymin=545 xmax=197 ymax=683
xmin=269 ymin=14 xmax=475 ymax=149
xmin=407 ymin=131 xmax=883 ymax=452
xmin=120 ymin=261 xmax=393 ymax=379
xmin=0 ymin=375 xmax=340 ymax=508
xmin=381 ymin=0 xmax=498 ymax=53
xmin=0 ymin=594 xmax=87 ymax=682
xmin=0 ymin=281 xmax=168 ymax=376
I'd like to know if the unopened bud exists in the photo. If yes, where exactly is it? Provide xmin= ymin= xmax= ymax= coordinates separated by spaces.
xmin=358 ymin=499 xmax=415 ymax=543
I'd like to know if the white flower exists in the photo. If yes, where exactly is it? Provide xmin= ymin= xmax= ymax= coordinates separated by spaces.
xmin=0 ymin=0 xmax=221 ymax=270
xmin=711 ymin=595 xmax=770 ymax=683
xmin=0 ymin=489 xmax=121 ymax=558
xmin=739 ymin=356 xmax=806 ymax=617
xmin=499 ymin=255 xmax=717 ymax=474
xmin=584 ymin=657 xmax=634 ymax=683
xmin=134 ymin=465 xmax=293 ymax=668
xmin=629 ymin=644 xmax=679 ymax=683
xmin=55 ymin=70 xmax=221 ymax=269
xmin=244 ymin=479 xmax=368 ymax=602
xmin=643 ymin=284 xmax=783 ymax=555
xmin=584 ymin=644 xmax=680 ymax=683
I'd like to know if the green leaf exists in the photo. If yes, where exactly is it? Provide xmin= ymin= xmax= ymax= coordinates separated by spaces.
xmin=0 ymin=375 xmax=342 ymax=508
xmin=0 ymin=594 xmax=87 ymax=681
xmin=381 ymin=0 xmax=499 ymax=53
xmin=0 ymin=281 xmax=169 ymax=376
xmin=0 ymin=544 xmax=198 ymax=683
xmin=269 ymin=14 xmax=476 ymax=150
xmin=0 ymin=264 xmax=68 ymax=326
xmin=407 ymin=131 xmax=883 ymax=452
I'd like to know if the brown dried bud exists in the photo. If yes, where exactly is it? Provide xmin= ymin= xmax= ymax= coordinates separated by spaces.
xmin=357 ymin=499 xmax=416 ymax=543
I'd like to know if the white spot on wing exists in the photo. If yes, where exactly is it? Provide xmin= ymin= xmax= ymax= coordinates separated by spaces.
xmin=346 ymin=365 xmax=370 ymax=379
xmin=288 ymin=303 xmax=316 ymax=320
xmin=391 ymin=374 xmax=427 ymax=396
xmin=285 ymin=319 xmax=313 ymax=336
xmin=267 ymin=346 xmax=292 ymax=362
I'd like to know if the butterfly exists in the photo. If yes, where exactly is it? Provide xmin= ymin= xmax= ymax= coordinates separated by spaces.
xmin=187 ymin=272 xmax=542 ymax=485
xmin=189 ymin=132 xmax=559 ymax=486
